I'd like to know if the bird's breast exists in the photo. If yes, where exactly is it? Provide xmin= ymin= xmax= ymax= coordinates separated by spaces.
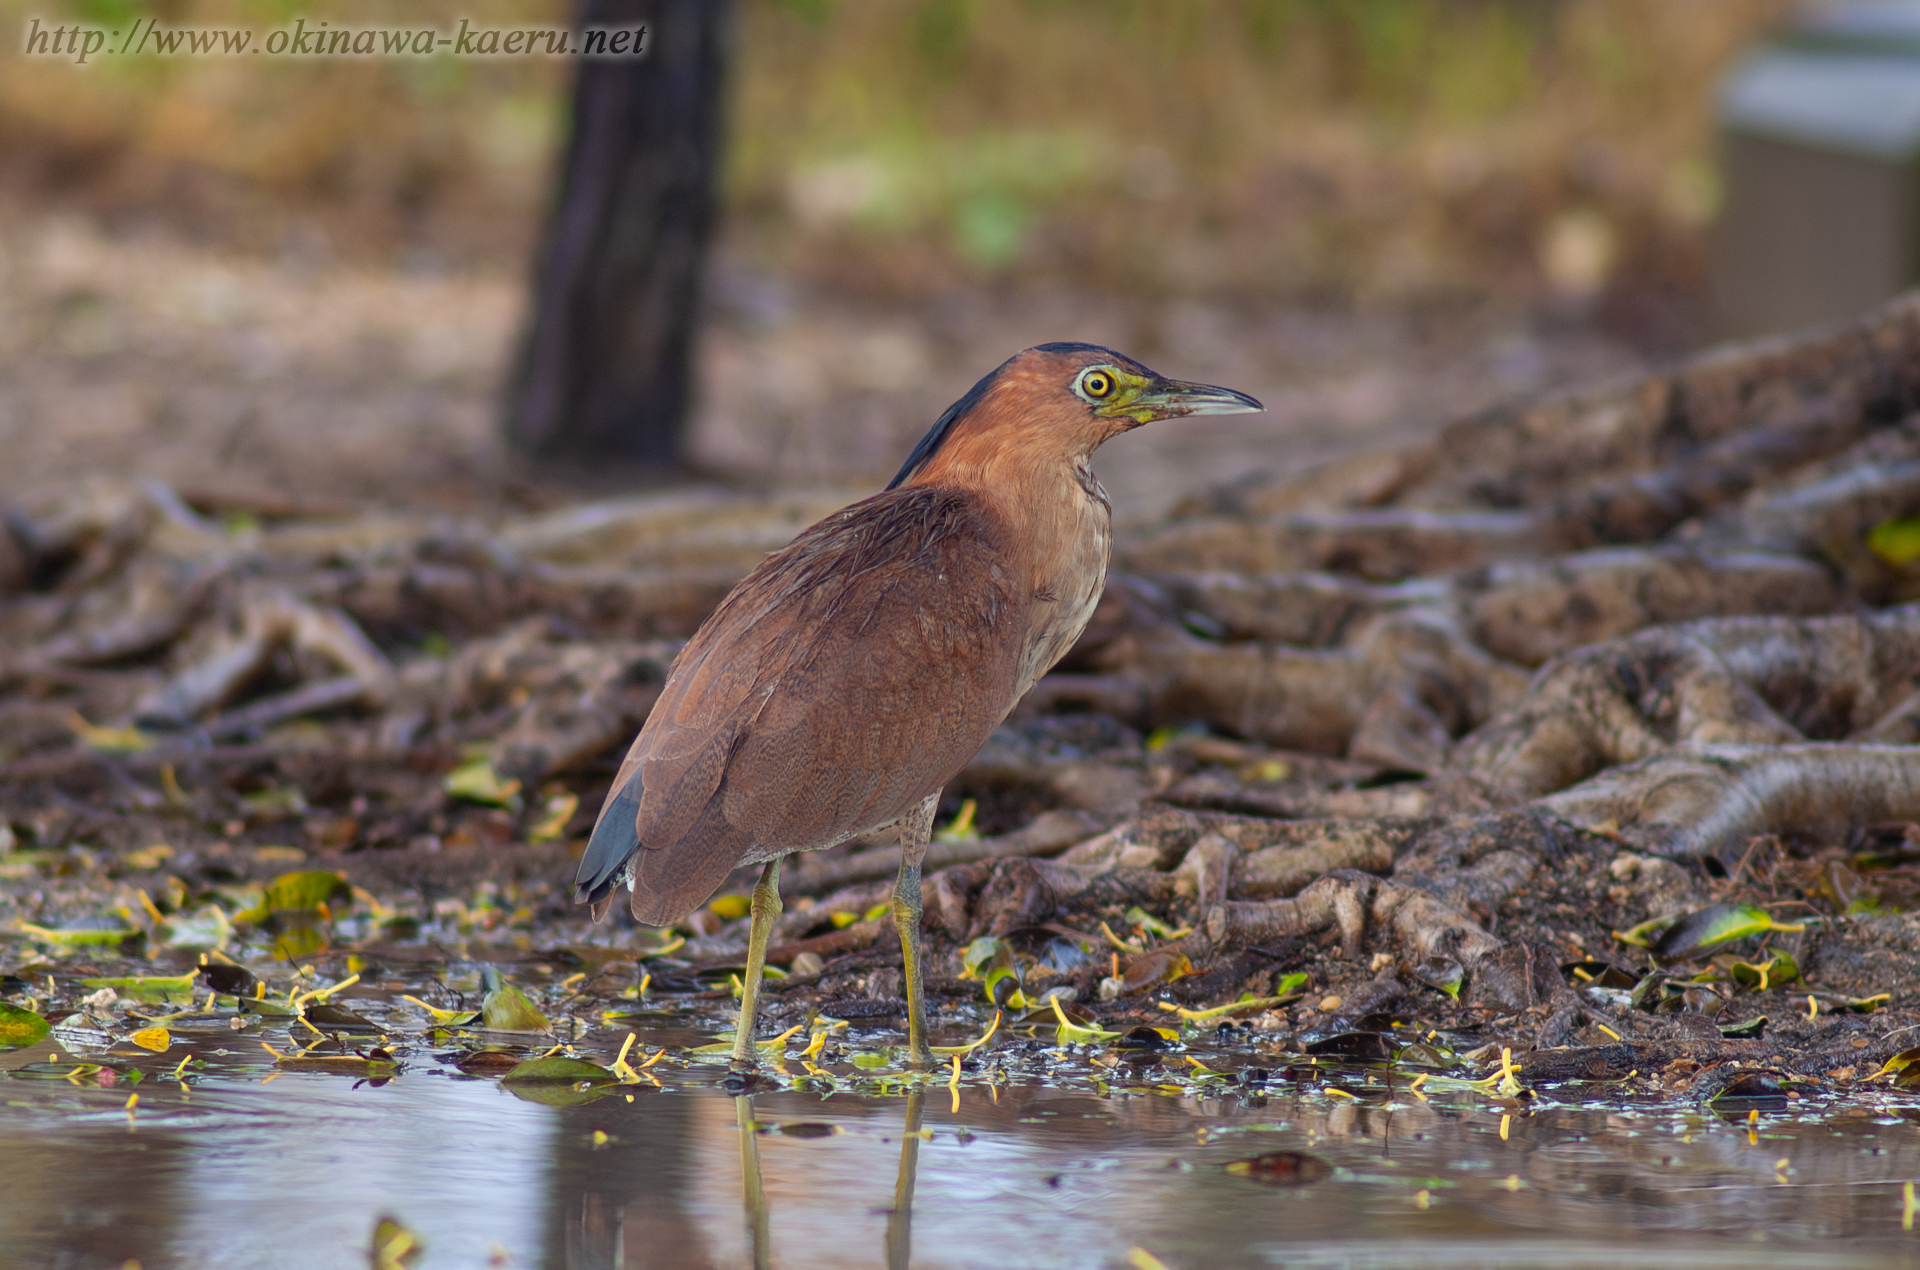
xmin=1011 ymin=465 xmax=1111 ymax=697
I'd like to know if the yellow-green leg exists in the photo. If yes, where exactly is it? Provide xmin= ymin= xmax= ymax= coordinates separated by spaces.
xmin=730 ymin=859 xmax=783 ymax=1072
xmin=737 ymin=1094 xmax=771 ymax=1270
xmin=893 ymin=794 xmax=938 ymax=1069
xmin=885 ymin=1085 xmax=926 ymax=1270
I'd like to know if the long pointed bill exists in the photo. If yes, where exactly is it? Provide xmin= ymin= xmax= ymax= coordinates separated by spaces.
xmin=1121 ymin=379 xmax=1264 ymax=423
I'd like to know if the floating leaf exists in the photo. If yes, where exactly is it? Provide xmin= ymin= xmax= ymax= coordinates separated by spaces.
xmin=261 ymin=871 xmax=352 ymax=914
xmin=264 ymin=1042 xmax=398 ymax=1075
xmin=850 ymin=1051 xmax=893 ymax=1070
xmin=1711 ymin=1071 xmax=1789 ymax=1114
xmin=160 ymin=906 xmax=233 ymax=949
xmin=371 ymin=1214 xmax=424 ymax=1270
xmin=16 ymin=920 xmax=137 ymax=946
xmin=10 ymin=1061 xmax=109 ymax=1082
xmin=198 ymin=961 xmax=260 ymax=996
xmin=1111 ymin=1026 xmax=1174 ymax=1052
xmin=401 ymin=995 xmax=480 ymax=1027
xmin=238 ymin=995 xmax=300 ymax=1019
xmin=771 ymin=1121 xmax=840 ymax=1138
xmin=0 ymin=1003 xmax=51 ymax=1051
xmin=304 ymin=1001 xmax=380 ymax=1031
xmin=1223 ymin=1151 xmax=1333 ymax=1187
xmin=444 ymin=757 xmax=522 ymax=809
xmin=129 ymin=1027 xmax=172 ymax=1053
xmin=1305 ymin=1032 xmax=1396 ymax=1062
xmin=454 ymin=1050 xmax=526 ymax=1075
xmin=80 ymin=974 xmax=196 ymax=1003
xmin=1730 ymin=952 xmax=1800 ymax=992
xmin=270 ymin=921 xmax=330 ymax=961
xmin=480 ymin=975 xmax=551 ymax=1032
xmin=500 ymin=1055 xmax=617 ymax=1084
xmin=1650 ymin=902 xmax=1802 ymax=964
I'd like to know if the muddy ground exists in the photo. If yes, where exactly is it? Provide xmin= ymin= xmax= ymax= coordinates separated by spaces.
xmin=7 ymin=235 xmax=1920 ymax=1115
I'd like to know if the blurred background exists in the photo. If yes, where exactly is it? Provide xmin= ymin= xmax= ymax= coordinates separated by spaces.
xmin=0 ymin=0 xmax=1812 ymax=521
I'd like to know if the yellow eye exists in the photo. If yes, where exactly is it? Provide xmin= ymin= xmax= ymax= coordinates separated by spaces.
xmin=1081 ymin=370 xmax=1113 ymax=399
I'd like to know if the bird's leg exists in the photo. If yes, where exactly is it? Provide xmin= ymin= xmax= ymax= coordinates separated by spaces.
xmin=892 ymin=793 xmax=939 ymax=1069
xmin=730 ymin=858 xmax=783 ymax=1072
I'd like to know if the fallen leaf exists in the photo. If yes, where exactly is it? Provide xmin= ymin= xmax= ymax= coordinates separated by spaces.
xmin=0 ymin=1003 xmax=51 ymax=1052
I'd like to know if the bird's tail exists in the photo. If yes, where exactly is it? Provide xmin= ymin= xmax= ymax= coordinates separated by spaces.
xmin=575 ymin=773 xmax=643 ymax=920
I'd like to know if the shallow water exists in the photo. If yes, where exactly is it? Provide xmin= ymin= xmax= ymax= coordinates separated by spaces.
xmin=7 ymin=990 xmax=1920 ymax=1270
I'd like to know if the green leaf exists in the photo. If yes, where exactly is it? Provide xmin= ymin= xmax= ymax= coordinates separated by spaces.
xmin=982 ymin=963 xmax=1021 ymax=1007
xmin=260 ymin=871 xmax=352 ymax=914
xmin=445 ymin=757 xmax=522 ymax=809
xmin=1730 ymin=952 xmax=1800 ymax=992
xmin=960 ymin=936 xmax=1002 ymax=976
xmin=79 ymin=974 xmax=196 ymax=1003
xmin=499 ymin=1055 xmax=616 ymax=1084
xmin=481 ymin=977 xmax=551 ymax=1032
xmin=15 ymin=920 xmax=137 ymax=946
xmin=1651 ymin=902 xmax=1802 ymax=964
xmin=1870 ymin=513 xmax=1920 ymax=566
xmin=0 ymin=1003 xmax=51 ymax=1052
xmin=1122 ymin=907 xmax=1187 ymax=940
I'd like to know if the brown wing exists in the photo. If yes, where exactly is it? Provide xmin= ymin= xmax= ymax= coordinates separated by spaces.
xmin=584 ymin=485 xmax=1029 ymax=924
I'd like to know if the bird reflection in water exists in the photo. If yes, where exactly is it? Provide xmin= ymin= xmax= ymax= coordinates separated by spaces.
xmin=734 ymin=1087 xmax=927 ymax=1270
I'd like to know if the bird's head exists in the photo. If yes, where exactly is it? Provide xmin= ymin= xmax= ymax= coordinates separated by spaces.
xmin=889 ymin=343 xmax=1262 ymax=489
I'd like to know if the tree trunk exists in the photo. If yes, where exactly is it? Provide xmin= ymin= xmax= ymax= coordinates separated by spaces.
xmin=505 ymin=0 xmax=730 ymax=469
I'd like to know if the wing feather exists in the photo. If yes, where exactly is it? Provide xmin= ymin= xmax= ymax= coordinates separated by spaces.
xmin=577 ymin=485 xmax=1030 ymax=924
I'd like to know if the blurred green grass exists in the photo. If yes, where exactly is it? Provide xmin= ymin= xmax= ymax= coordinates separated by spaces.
xmin=0 ymin=0 xmax=1792 ymax=315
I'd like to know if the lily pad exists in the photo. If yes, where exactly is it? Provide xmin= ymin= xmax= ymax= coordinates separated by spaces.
xmin=0 ymin=1003 xmax=51 ymax=1052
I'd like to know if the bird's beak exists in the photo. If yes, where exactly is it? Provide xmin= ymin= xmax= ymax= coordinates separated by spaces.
xmin=1113 ymin=378 xmax=1264 ymax=423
